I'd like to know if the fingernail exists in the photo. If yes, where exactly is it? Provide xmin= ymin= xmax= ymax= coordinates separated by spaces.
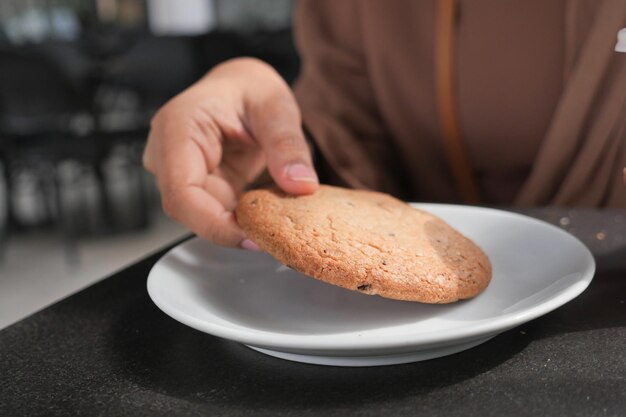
xmin=241 ymin=239 xmax=262 ymax=251
xmin=285 ymin=164 xmax=318 ymax=183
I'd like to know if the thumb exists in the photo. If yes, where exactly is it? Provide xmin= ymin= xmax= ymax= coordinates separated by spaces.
xmin=246 ymin=91 xmax=319 ymax=195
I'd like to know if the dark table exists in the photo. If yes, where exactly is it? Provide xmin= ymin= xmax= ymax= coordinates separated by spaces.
xmin=1 ymin=208 xmax=625 ymax=417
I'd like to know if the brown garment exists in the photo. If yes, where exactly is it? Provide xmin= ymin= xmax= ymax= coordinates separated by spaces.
xmin=293 ymin=0 xmax=626 ymax=207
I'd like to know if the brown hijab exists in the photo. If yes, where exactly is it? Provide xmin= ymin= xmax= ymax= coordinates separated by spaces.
xmin=293 ymin=0 xmax=626 ymax=208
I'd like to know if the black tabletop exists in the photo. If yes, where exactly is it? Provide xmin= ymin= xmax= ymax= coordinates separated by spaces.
xmin=1 ymin=208 xmax=625 ymax=417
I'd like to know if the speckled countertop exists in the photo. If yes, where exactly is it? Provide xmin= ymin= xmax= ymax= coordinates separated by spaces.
xmin=0 ymin=208 xmax=625 ymax=417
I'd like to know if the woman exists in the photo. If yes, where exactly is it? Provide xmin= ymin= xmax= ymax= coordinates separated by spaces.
xmin=143 ymin=0 xmax=626 ymax=249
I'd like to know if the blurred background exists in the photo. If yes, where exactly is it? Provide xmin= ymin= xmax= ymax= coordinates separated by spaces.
xmin=0 ymin=0 xmax=298 ymax=328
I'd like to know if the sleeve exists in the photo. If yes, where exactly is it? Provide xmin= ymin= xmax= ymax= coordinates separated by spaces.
xmin=292 ymin=0 xmax=407 ymax=196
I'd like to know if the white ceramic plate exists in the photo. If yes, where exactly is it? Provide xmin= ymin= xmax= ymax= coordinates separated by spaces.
xmin=147 ymin=204 xmax=595 ymax=367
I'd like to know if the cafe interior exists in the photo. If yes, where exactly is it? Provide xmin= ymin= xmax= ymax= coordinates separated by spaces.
xmin=0 ymin=0 xmax=298 ymax=329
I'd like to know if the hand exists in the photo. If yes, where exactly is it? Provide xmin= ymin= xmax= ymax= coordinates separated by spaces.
xmin=143 ymin=58 xmax=319 ymax=247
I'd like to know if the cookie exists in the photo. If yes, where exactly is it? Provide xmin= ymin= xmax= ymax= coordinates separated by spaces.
xmin=235 ymin=185 xmax=492 ymax=303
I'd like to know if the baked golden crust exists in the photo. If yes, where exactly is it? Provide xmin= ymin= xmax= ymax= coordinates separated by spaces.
xmin=235 ymin=185 xmax=492 ymax=303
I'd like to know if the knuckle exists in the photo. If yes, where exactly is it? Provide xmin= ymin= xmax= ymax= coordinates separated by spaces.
xmin=262 ymin=91 xmax=300 ymax=121
xmin=142 ymin=147 xmax=154 ymax=173
xmin=200 ymin=215 xmax=234 ymax=246
xmin=200 ymin=212 xmax=238 ymax=246
xmin=161 ymin=188 xmax=179 ymax=218
xmin=150 ymin=104 xmax=169 ymax=128
xmin=200 ymin=221 xmax=219 ymax=243
xmin=151 ymin=97 xmax=183 ymax=130
xmin=270 ymin=132 xmax=307 ymax=154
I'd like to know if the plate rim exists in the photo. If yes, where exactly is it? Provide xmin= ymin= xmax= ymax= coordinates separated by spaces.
xmin=147 ymin=204 xmax=595 ymax=353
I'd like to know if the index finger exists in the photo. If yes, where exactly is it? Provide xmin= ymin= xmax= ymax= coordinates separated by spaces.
xmin=156 ymin=124 xmax=245 ymax=246
xmin=161 ymin=180 xmax=245 ymax=246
